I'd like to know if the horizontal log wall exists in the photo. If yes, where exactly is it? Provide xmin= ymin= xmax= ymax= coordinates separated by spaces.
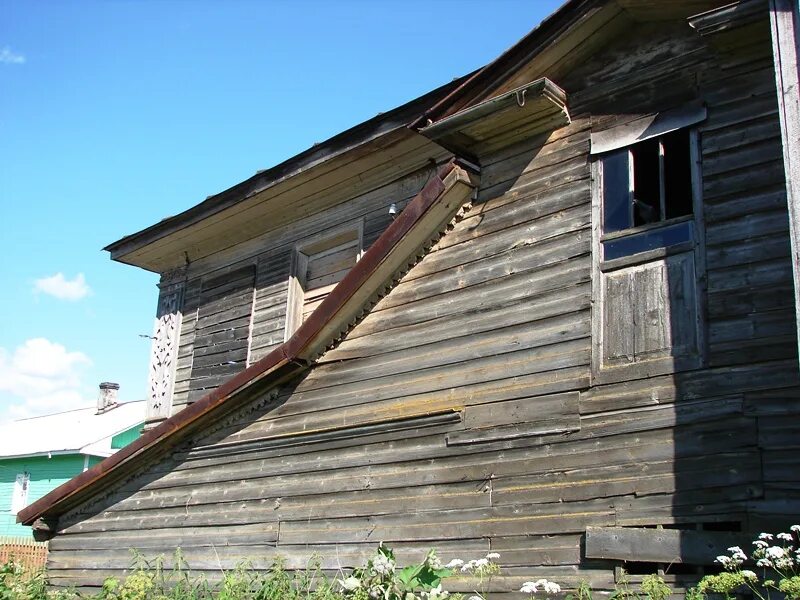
xmin=48 ymin=9 xmax=800 ymax=596
xmin=171 ymin=165 xmax=437 ymax=409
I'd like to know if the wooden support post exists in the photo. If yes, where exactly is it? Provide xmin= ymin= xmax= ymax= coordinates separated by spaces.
xmin=770 ymin=0 xmax=800 ymax=365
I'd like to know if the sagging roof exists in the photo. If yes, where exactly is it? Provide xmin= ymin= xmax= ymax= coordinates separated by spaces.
xmin=19 ymin=159 xmax=479 ymax=528
xmin=0 ymin=401 xmax=145 ymax=460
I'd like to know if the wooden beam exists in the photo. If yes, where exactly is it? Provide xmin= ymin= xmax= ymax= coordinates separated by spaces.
xmin=770 ymin=0 xmax=800 ymax=366
xmin=585 ymin=526 xmax=752 ymax=565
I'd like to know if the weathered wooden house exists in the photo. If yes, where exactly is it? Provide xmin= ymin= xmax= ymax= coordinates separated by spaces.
xmin=19 ymin=0 xmax=800 ymax=594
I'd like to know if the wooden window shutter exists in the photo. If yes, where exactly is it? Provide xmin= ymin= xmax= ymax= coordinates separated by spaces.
xmin=188 ymin=265 xmax=255 ymax=402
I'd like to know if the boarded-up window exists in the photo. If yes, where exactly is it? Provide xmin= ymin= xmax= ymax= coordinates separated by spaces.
xmin=189 ymin=265 xmax=255 ymax=402
xmin=593 ymin=127 xmax=705 ymax=383
xmin=285 ymin=224 xmax=362 ymax=338
xmin=600 ymin=253 xmax=699 ymax=368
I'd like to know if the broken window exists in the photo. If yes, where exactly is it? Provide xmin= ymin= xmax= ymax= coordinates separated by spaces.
xmin=602 ymin=129 xmax=694 ymax=239
xmin=592 ymin=123 xmax=705 ymax=383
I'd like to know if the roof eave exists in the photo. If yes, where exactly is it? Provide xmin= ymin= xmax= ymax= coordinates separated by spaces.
xmin=104 ymin=75 xmax=473 ymax=268
xmin=409 ymin=0 xmax=593 ymax=129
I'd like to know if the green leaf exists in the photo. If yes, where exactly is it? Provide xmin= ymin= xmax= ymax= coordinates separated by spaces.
xmin=378 ymin=544 xmax=396 ymax=560
xmin=414 ymin=568 xmax=442 ymax=589
xmin=397 ymin=566 xmax=414 ymax=585
xmin=433 ymin=568 xmax=453 ymax=579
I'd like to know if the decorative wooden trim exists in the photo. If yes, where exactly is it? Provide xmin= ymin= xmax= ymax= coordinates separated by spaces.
xmin=145 ymin=279 xmax=185 ymax=427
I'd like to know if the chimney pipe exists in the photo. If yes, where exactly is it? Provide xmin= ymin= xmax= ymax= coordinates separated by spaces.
xmin=97 ymin=382 xmax=120 ymax=414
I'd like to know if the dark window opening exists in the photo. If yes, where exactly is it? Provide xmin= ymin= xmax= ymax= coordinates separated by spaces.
xmin=624 ymin=561 xmax=661 ymax=575
xmin=602 ymin=129 xmax=695 ymax=237
xmin=632 ymin=138 xmax=661 ymax=227
xmin=663 ymin=129 xmax=693 ymax=219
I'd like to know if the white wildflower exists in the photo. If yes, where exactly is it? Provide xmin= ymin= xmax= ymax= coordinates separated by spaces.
xmin=791 ymin=525 xmax=800 ymax=533
xmin=778 ymin=532 xmax=794 ymax=542
xmin=426 ymin=552 xmax=443 ymax=570
xmin=754 ymin=540 xmax=769 ymax=549
xmin=766 ymin=546 xmax=786 ymax=559
xmin=741 ymin=570 xmax=757 ymax=581
xmin=543 ymin=581 xmax=562 ymax=594
xmin=474 ymin=558 xmax=489 ymax=568
xmin=520 ymin=582 xmax=539 ymax=594
xmin=727 ymin=546 xmax=747 ymax=564
xmin=467 ymin=596 xmax=484 ymax=600
xmin=444 ymin=559 xmax=463 ymax=569
xmin=340 ymin=576 xmax=362 ymax=591
xmin=757 ymin=558 xmax=773 ymax=568
xmin=424 ymin=584 xmax=450 ymax=600
xmin=716 ymin=555 xmax=733 ymax=567
xmin=486 ymin=552 xmax=500 ymax=560
xmin=759 ymin=533 xmax=774 ymax=541
xmin=372 ymin=553 xmax=395 ymax=576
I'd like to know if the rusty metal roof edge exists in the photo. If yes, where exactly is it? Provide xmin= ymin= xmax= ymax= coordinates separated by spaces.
xmin=19 ymin=157 xmax=478 ymax=528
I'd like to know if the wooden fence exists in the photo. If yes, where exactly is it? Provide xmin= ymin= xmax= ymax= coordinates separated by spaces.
xmin=0 ymin=536 xmax=48 ymax=570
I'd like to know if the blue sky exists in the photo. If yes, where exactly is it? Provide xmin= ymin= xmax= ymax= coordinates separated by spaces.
xmin=0 ymin=0 xmax=562 ymax=422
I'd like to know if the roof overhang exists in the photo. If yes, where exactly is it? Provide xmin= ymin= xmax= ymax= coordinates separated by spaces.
xmin=689 ymin=0 xmax=770 ymax=52
xmin=104 ymin=78 xmax=468 ymax=274
xmin=418 ymin=78 xmax=570 ymax=160
xmin=19 ymin=158 xmax=479 ymax=529
xmin=0 ymin=450 xmax=83 ymax=460
xmin=411 ymin=0 xmax=726 ymax=131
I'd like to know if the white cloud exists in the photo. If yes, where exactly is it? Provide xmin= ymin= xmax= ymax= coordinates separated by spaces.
xmin=33 ymin=272 xmax=91 ymax=301
xmin=0 ymin=338 xmax=92 ymax=420
xmin=0 ymin=47 xmax=25 ymax=65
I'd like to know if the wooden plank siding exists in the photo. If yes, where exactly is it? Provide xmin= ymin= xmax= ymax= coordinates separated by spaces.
xmin=46 ymin=8 xmax=800 ymax=595
xmin=170 ymin=165 xmax=437 ymax=411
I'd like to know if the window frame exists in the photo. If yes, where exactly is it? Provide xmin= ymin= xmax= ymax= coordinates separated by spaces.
xmin=10 ymin=472 xmax=30 ymax=514
xmin=590 ymin=126 xmax=707 ymax=385
xmin=284 ymin=219 xmax=364 ymax=340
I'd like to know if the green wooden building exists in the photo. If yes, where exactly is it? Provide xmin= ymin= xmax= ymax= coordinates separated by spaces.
xmin=0 ymin=385 xmax=144 ymax=538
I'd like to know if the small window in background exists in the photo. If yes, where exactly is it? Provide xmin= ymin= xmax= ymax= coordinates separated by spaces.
xmin=10 ymin=472 xmax=29 ymax=513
